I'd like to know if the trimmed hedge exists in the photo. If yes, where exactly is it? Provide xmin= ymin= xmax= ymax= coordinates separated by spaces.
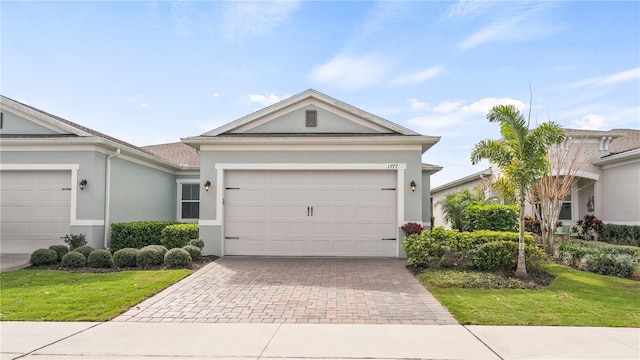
xmin=183 ymin=245 xmax=202 ymax=261
xmin=62 ymin=251 xmax=86 ymax=267
xmin=402 ymin=227 xmax=545 ymax=271
xmin=87 ymin=249 xmax=113 ymax=268
xmin=161 ymin=224 xmax=199 ymax=249
xmin=48 ymin=245 xmax=69 ymax=261
xmin=110 ymin=221 xmax=178 ymax=252
xmin=472 ymin=241 xmax=546 ymax=272
xmin=164 ymin=248 xmax=192 ymax=267
xmin=556 ymin=239 xmax=640 ymax=278
xmin=113 ymin=248 xmax=138 ymax=268
xmin=603 ymin=224 xmax=640 ymax=247
xmin=72 ymin=245 xmax=95 ymax=259
xmin=30 ymin=249 xmax=59 ymax=266
xmin=465 ymin=204 xmax=518 ymax=232
xmin=136 ymin=245 xmax=168 ymax=267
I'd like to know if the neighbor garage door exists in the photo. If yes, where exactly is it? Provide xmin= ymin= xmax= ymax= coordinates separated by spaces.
xmin=224 ymin=170 xmax=398 ymax=257
xmin=0 ymin=171 xmax=71 ymax=254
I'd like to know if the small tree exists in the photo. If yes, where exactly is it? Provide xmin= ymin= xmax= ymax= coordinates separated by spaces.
xmin=529 ymin=139 xmax=591 ymax=255
xmin=471 ymin=104 xmax=565 ymax=279
xmin=436 ymin=188 xmax=485 ymax=231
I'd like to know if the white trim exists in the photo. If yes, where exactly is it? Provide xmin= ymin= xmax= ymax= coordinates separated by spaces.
xmin=593 ymin=149 xmax=640 ymax=166
xmin=176 ymin=179 xmax=201 ymax=223
xmin=0 ymin=145 xmax=110 ymax=153
xmin=199 ymin=220 xmax=221 ymax=226
xmin=0 ymin=164 xmax=79 ymax=171
xmin=602 ymin=221 xmax=640 ymax=225
xmin=200 ymin=144 xmax=421 ymax=151
xmin=116 ymin=153 xmax=178 ymax=175
xmin=549 ymin=169 xmax=600 ymax=181
xmin=598 ymin=157 xmax=640 ymax=170
xmin=1 ymin=99 xmax=91 ymax=136
xmin=71 ymin=220 xmax=105 ymax=226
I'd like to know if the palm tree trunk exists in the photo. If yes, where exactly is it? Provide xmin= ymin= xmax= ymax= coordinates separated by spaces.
xmin=515 ymin=200 xmax=529 ymax=279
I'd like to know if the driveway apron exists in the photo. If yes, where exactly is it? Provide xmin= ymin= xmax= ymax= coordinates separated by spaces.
xmin=115 ymin=257 xmax=457 ymax=325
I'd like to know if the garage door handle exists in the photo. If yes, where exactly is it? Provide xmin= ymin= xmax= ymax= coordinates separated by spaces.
xmin=307 ymin=206 xmax=310 ymax=216
xmin=381 ymin=238 xmax=396 ymax=241
xmin=311 ymin=206 xmax=313 ymax=216
xmin=381 ymin=188 xmax=396 ymax=191
xmin=225 ymin=236 xmax=239 ymax=240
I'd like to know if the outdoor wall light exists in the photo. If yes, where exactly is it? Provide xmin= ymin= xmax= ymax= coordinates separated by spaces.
xmin=79 ymin=179 xmax=88 ymax=190
xmin=204 ymin=181 xmax=211 ymax=192
xmin=410 ymin=180 xmax=417 ymax=192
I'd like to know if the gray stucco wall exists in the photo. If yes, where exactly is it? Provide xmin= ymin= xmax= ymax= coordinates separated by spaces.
xmin=244 ymin=105 xmax=382 ymax=134
xmin=0 ymin=110 xmax=60 ymax=135
xmin=109 ymin=157 xmax=177 ymax=224
xmin=599 ymin=160 xmax=640 ymax=224
xmin=198 ymin=148 xmax=424 ymax=257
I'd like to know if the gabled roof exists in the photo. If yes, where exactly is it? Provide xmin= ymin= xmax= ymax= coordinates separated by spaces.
xmin=202 ymin=89 xmax=421 ymax=136
xmin=184 ymin=89 xmax=440 ymax=153
xmin=0 ymin=95 xmax=185 ymax=170
xmin=431 ymin=167 xmax=493 ymax=193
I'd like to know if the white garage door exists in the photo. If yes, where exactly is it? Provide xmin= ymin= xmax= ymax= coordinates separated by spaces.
xmin=0 ymin=171 xmax=71 ymax=254
xmin=224 ymin=170 xmax=398 ymax=257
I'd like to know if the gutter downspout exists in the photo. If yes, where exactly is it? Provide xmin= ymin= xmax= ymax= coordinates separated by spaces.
xmin=104 ymin=148 xmax=121 ymax=248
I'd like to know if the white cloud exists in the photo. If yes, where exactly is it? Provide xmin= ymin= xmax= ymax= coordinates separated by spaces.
xmin=247 ymin=93 xmax=290 ymax=107
xmin=570 ymin=114 xmax=606 ymax=130
xmin=442 ymin=0 xmax=497 ymax=22
xmin=128 ymin=94 xmax=142 ymax=104
xmin=309 ymin=53 xmax=391 ymax=90
xmin=407 ymin=98 xmax=431 ymax=110
xmin=141 ymin=103 xmax=151 ymax=108
xmin=565 ymin=67 xmax=640 ymax=88
xmin=221 ymin=1 xmax=299 ymax=41
xmin=392 ymin=66 xmax=443 ymax=85
xmin=407 ymin=97 xmax=528 ymax=132
xmin=212 ymin=92 xmax=220 ymax=98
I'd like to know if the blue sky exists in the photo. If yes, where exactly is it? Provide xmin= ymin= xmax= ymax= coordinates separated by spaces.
xmin=2 ymin=1 xmax=639 ymax=187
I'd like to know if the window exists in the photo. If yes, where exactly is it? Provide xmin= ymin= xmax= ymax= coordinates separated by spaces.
xmin=305 ymin=110 xmax=317 ymax=127
xmin=558 ymin=195 xmax=572 ymax=221
xmin=179 ymin=183 xmax=200 ymax=221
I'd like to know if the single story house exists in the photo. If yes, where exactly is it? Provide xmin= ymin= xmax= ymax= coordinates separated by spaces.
xmin=431 ymin=128 xmax=640 ymax=229
xmin=1 ymin=90 xmax=441 ymax=257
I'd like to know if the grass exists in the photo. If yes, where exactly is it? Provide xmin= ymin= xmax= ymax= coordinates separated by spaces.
xmin=0 ymin=269 xmax=192 ymax=321
xmin=420 ymin=264 xmax=640 ymax=327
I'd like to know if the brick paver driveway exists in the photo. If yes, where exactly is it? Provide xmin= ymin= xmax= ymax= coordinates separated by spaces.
xmin=115 ymin=257 xmax=458 ymax=325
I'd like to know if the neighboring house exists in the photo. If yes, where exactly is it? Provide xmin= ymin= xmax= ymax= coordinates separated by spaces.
xmin=431 ymin=128 xmax=640 ymax=229
xmin=1 ymin=89 xmax=441 ymax=257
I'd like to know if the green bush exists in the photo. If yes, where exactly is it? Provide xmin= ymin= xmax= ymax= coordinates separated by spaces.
xmin=182 ymin=245 xmax=202 ymax=261
xmin=136 ymin=245 xmax=168 ymax=267
xmin=578 ymin=253 xmax=638 ymax=278
xmin=471 ymin=241 xmax=547 ymax=272
xmin=110 ymin=221 xmax=177 ymax=252
xmin=30 ymin=248 xmax=59 ymax=266
xmin=430 ymin=227 xmax=535 ymax=253
xmin=72 ymin=245 xmax=95 ymax=259
xmin=161 ymin=224 xmax=199 ymax=249
xmin=87 ymin=249 xmax=113 ymax=268
xmin=164 ymin=248 xmax=192 ymax=267
xmin=465 ymin=204 xmax=518 ymax=232
xmin=62 ymin=233 xmax=87 ymax=250
xmin=48 ymin=245 xmax=69 ymax=261
xmin=602 ymin=224 xmax=640 ymax=247
xmin=187 ymin=238 xmax=204 ymax=250
xmin=62 ymin=251 xmax=86 ymax=267
xmin=113 ymin=248 xmax=138 ymax=268
xmin=402 ymin=232 xmax=445 ymax=267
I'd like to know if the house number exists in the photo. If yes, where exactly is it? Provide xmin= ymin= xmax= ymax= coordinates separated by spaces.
xmin=387 ymin=164 xmax=398 ymax=169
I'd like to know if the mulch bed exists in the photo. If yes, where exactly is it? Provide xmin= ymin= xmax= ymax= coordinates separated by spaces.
xmin=26 ymin=255 xmax=219 ymax=273
xmin=406 ymin=264 xmax=557 ymax=287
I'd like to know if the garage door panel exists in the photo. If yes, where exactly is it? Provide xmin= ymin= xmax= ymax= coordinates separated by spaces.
xmin=1 ymin=170 xmax=71 ymax=254
xmin=224 ymin=170 xmax=397 ymax=257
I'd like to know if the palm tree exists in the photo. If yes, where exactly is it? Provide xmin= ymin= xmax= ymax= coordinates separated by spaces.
xmin=470 ymin=105 xmax=565 ymax=279
xmin=437 ymin=187 xmax=487 ymax=231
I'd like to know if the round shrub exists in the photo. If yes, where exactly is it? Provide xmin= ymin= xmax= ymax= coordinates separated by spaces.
xmin=187 ymin=238 xmax=204 ymax=250
xmin=113 ymin=248 xmax=138 ymax=268
xmin=87 ymin=249 xmax=113 ymax=268
xmin=48 ymin=245 xmax=69 ymax=261
xmin=161 ymin=224 xmax=199 ymax=249
xmin=182 ymin=245 xmax=202 ymax=261
xmin=136 ymin=245 xmax=168 ymax=267
xmin=401 ymin=232 xmax=446 ymax=268
xmin=164 ymin=248 xmax=192 ymax=267
xmin=62 ymin=251 xmax=86 ymax=267
xmin=30 ymin=248 xmax=59 ymax=266
xmin=73 ymin=245 xmax=95 ymax=259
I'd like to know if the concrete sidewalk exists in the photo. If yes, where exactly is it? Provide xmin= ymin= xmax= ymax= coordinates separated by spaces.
xmin=0 ymin=254 xmax=30 ymax=272
xmin=1 ymin=322 xmax=638 ymax=359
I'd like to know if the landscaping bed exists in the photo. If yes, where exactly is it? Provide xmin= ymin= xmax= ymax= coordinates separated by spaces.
xmin=26 ymin=255 xmax=218 ymax=273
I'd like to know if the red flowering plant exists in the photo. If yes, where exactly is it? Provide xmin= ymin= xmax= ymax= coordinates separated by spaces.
xmin=401 ymin=222 xmax=424 ymax=236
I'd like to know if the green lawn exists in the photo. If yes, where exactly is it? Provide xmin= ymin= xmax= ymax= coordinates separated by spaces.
xmin=0 ymin=269 xmax=192 ymax=321
xmin=421 ymin=264 xmax=640 ymax=327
